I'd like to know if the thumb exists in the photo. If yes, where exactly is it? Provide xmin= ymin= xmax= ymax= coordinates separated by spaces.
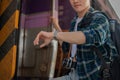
xmin=40 ymin=43 xmax=47 ymax=48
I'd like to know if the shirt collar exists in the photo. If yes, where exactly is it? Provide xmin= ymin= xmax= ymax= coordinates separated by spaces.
xmin=70 ymin=7 xmax=95 ymax=31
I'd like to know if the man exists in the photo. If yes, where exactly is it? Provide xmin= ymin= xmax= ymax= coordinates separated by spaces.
xmin=33 ymin=0 xmax=117 ymax=80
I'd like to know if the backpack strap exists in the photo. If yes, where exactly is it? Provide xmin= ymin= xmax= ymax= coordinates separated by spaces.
xmin=91 ymin=11 xmax=116 ymax=32
xmin=80 ymin=10 xmax=109 ymax=28
xmin=88 ymin=11 xmax=110 ymax=68
xmin=91 ymin=46 xmax=109 ymax=69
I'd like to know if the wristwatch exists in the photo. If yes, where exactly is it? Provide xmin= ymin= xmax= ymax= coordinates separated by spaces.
xmin=53 ymin=30 xmax=58 ymax=40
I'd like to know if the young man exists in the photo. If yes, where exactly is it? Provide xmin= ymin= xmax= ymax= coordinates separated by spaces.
xmin=33 ymin=0 xmax=117 ymax=80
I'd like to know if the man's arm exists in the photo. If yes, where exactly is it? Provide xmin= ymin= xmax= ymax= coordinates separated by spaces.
xmin=52 ymin=17 xmax=86 ymax=45
xmin=33 ymin=31 xmax=86 ymax=48
xmin=56 ymin=31 xmax=86 ymax=44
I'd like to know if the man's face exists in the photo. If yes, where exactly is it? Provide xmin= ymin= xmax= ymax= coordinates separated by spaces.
xmin=69 ymin=0 xmax=90 ymax=13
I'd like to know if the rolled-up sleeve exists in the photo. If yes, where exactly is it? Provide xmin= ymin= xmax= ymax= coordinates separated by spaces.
xmin=82 ymin=13 xmax=109 ymax=46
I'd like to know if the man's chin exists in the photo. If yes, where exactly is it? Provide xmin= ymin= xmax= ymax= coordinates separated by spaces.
xmin=74 ymin=8 xmax=83 ymax=12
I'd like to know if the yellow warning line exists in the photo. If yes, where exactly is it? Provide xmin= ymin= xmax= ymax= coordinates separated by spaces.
xmin=0 ymin=10 xmax=19 ymax=46
xmin=0 ymin=45 xmax=17 ymax=80
xmin=0 ymin=0 xmax=13 ymax=15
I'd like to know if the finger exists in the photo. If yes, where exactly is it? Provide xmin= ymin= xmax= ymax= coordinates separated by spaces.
xmin=48 ymin=17 xmax=52 ymax=24
xmin=33 ymin=39 xmax=39 ymax=45
xmin=33 ymin=32 xmax=42 ymax=45
xmin=50 ymin=16 xmax=54 ymax=20
xmin=40 ymin=43 xmax=47 ymax=48
xmin=50 ymin=17 xmax=56 ymax=22
xmin=34 ymin=36 xmax=40 ymax=45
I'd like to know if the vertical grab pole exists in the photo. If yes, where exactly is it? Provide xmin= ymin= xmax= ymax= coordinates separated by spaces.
xmin=49 ymin=0 xmax=58 ymax=79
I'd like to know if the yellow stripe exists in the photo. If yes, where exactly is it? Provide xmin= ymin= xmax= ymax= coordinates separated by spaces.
xmin=15 ymin=10 xmax=19 ymax=29
xmin=0 ymin=0 xmax=13 ymax=15
xmin=0 ymin=10 xmax=19 ymax=46
xmin=0 ymin=45 xmax=17 ymax=80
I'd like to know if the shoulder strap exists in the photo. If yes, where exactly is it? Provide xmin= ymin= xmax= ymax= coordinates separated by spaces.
xmin=92 ymin=11 xmax=110 ymax=19
xmin=91 ymin=46 xmax=109 ymax=69
xmin=67 ymin=44 xmax=77 ymax=61
xmin=93 ymin=11 xmax=120 ymax=54
xmin=80 ymin=10 xmax=109 ymax=28
xmin=90 ymin=11 xmax=110 ymax=69
xmin=67 ymin=44 xmax=72 ymax=58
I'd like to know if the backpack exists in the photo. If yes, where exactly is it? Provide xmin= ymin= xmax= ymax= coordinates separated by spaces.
xmin=91 ymin=11 xmax=120 ymax=80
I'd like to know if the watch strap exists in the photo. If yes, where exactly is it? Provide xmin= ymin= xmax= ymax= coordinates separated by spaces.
xmin=53 ymin=30 xmax=58 ymax=40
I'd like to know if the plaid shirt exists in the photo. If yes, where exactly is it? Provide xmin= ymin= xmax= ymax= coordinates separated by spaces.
xmin=62 ymin=8 xmax=118 ymax=80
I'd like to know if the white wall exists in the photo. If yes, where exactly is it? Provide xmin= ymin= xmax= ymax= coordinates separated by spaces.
xmin=109 ymin=0 xmax=120 ymax=19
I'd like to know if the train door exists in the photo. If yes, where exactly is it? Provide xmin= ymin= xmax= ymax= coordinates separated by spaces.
xmin=16 ymin=0 xmax=58 ymax=80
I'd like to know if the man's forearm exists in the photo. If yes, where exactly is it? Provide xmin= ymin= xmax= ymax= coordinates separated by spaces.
xmin=56 ymin=31 xmax=86 ymax=44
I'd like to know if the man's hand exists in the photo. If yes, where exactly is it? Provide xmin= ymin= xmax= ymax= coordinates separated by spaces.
xmin=51 ymin=17 xmax=59 ymax=26
xmin=33 ymin=31 xmax=53 ymax=48
xmin=51 ymin=17 xmax=62 ymax=32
